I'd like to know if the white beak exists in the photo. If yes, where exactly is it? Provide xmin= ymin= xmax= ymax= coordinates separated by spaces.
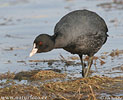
xmin=29 ymin=43 xmax=38 ymax=57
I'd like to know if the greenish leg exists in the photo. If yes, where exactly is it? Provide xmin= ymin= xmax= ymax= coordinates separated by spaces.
xmin=84 ymin=56 xmax=93 ymax=77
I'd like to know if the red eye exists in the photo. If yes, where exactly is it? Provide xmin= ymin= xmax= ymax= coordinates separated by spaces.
xmin=39 ymin=41 xmax=43 ymax=45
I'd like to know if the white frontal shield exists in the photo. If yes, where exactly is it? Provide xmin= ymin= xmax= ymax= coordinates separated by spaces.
xmin=29 ymin=43 xmax=38 ymax=57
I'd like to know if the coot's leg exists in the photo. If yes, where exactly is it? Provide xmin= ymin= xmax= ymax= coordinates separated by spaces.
xmin=84 ymin=56 xmax=93 ymax=77
xmin=79 ymin=54 xmax=86 ymax=77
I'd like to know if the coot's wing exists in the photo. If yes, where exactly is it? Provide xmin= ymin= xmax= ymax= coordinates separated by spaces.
xmin=54 ymin=12 xmax=81 ymax=48
xmin=54 ymin=10 xmax=108 ymax=48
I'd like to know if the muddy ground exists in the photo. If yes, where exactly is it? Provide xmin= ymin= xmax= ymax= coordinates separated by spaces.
xmin=0 ymin=50 xmax=123 ymax=100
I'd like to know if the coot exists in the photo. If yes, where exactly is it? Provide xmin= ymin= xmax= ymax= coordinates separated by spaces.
xmin=29 ymin=10 xmax=108 ymax=77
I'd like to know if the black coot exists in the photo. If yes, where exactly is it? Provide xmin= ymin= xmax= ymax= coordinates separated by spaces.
xmin=29 ymin=10 xmax=108 ymax=77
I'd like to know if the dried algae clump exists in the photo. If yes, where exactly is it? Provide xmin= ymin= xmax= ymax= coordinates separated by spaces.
xmin=14 ymin=70 xmax=66 ymax=81
xmin=42 ymin=76 xmax=123 ymax=99
xmin=0 ymin=75 xmax=123 ymax=100
xmin=31 ymin=70 xmax=66 ymax=80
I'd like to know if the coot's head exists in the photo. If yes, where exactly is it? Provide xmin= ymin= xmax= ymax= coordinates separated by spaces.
xmin=29 ymin=34 xmax=54 ymax=57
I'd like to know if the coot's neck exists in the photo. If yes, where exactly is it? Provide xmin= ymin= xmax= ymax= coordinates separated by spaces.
xmin=47 ymin=34 xmax=59 ymax=49
xmin=50 ymin=35 xmax=56 ymax=43
xmin=48 ymin=34 xmax=61 ymax=49
xmin=46 ymin=34 xmax=57 ymax=50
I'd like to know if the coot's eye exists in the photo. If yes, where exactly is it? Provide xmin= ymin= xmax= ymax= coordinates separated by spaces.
xmin=39 ymin=41 xmax=43 ymax=45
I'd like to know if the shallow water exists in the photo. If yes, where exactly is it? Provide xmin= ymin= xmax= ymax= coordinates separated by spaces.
xmin=0 ymin=0 xmax=123 ymax=78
